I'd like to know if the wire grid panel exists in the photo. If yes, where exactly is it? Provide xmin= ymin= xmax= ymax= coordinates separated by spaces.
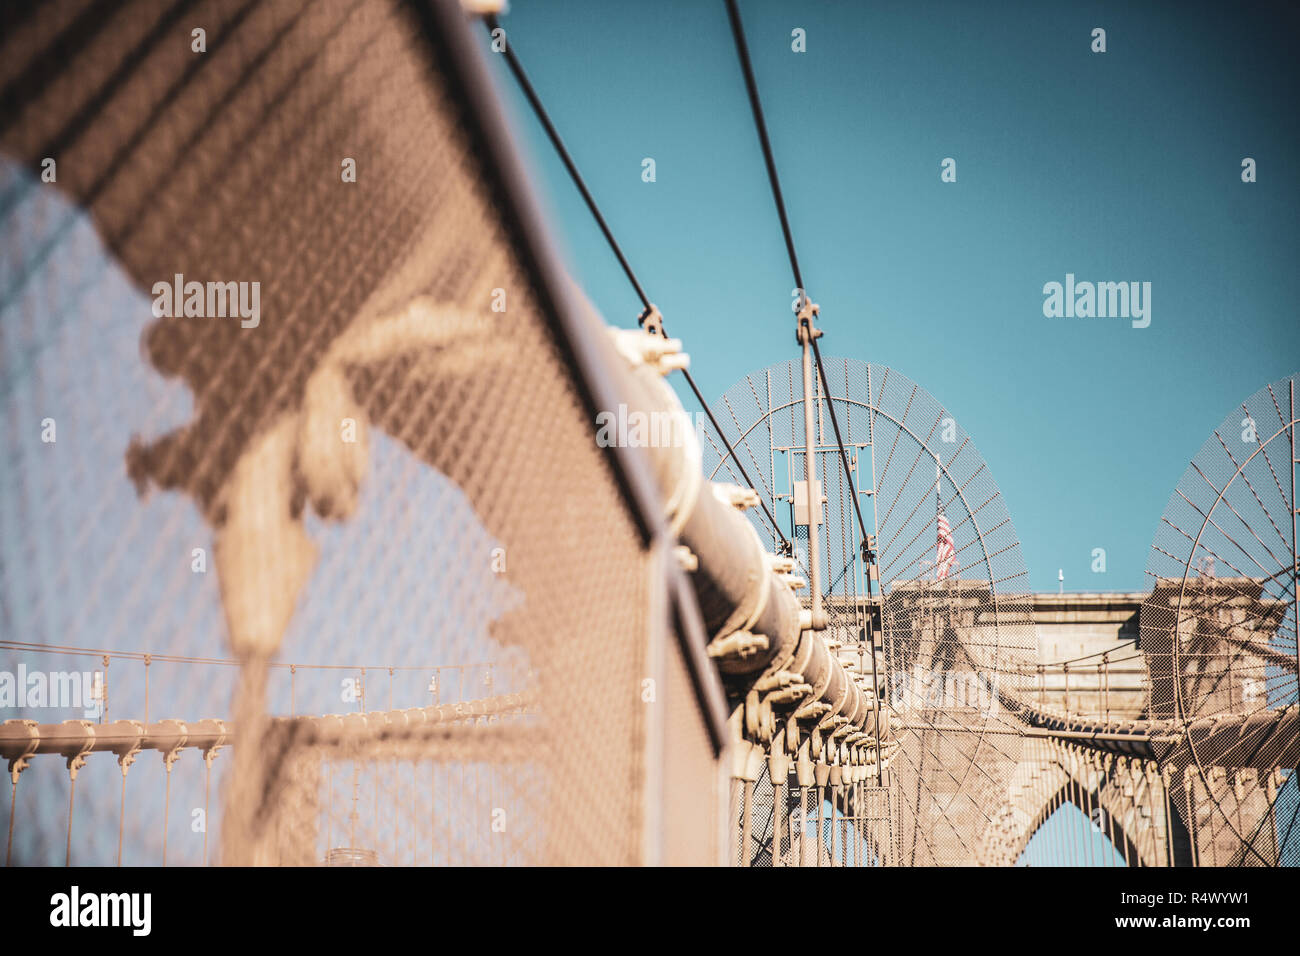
xmin=287 ymin=710 xmax=546 ymax=867
xmin=0 ymin=0 xmax=715 ymax=865
xmin=731 ymin=772 xmax=886 ymax=867
xmin=740 ymin=773 xmax=779 ymax=868
xmin=659 ymin=617 xmax=725 ymax=866
xmin=1141 ymin=373 xmax=1300 ymax=866
xmin=853 ymin=784 xmax=895 ymax=866
xmin=699 ymin=358 xmax=1037 ymax=865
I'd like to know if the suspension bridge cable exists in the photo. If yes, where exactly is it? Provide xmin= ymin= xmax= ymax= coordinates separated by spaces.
xmin=724 ymin=1 xmax=886 ymax=782
xmin=681 ymin=372 xmax=793 ymax=552
xmin=484 ymin=14 xmax=649 ymax=310
xmin=724 ymin=0 xmax=872 ymax=563
xmin=482 ymin=14 xmax=791 ymax=551
xmin=723 ymin=0 xmax=803 ymax=292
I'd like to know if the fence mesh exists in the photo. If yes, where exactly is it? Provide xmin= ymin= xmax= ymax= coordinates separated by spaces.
xmin=1141 ymin=373 xmax=1300 ymax=867
xmin=1 ymin=0 xmax=721 ymax=866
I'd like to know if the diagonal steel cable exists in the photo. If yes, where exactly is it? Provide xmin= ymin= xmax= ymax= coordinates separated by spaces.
xmin=483 ymin=13 xmax=790 ymax=551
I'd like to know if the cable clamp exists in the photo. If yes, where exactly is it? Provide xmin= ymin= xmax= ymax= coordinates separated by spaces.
xmin=712 ymin=482 xmax=760 ymax=511
xmin=707 ymin=630 xmax=770 ymax=662
xmin=755 ymin=670 xmax=804 ymax=693
xmin=608 ymin=327 xmax=688 ymax=376
xmin=638 ymin=303 xmax=665 ymax=337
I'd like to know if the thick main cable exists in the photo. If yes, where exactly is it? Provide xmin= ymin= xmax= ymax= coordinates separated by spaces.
xmin=483 ymin=14 xmax=790 ymax=552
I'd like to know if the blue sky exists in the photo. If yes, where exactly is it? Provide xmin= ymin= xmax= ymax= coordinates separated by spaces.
xmin=481 ymin=0 xmax=1299 ymax=594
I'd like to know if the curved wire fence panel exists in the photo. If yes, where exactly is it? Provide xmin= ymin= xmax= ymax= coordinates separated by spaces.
xmin=1141 ymin=373 xmax=1300 ymax=867
xmin=700 ymin=357 xmax=1036 ymax=864
xmin=0 ymin=0 xmax=722 ymax=866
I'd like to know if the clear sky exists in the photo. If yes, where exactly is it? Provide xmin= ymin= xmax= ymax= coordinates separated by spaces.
xmin=480 ymin=0 xmax=1300 ymax=594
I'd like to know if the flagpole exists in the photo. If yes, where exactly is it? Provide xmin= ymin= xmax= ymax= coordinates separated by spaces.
xmin=934 ymin=454 xmax=941 ymax=582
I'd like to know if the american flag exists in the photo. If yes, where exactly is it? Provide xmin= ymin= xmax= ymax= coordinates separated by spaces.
xmin=935 ymin=512 xmax=956 ymax=580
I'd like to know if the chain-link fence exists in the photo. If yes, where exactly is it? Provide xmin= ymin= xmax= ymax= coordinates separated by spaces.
xmin=1 ymin=0 xmax=724 ymax=867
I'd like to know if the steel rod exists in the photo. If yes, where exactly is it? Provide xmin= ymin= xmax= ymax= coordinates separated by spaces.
xmin=801 ymin=331 xmax=827 ymax=628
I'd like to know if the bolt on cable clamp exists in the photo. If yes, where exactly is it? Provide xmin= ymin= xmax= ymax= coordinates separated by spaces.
xmin=766 ymin=554 xmax=795 ymax=574
xmin=766 ymin=683 xmax=813 ymax=706
xmin=712 ymin=483 xmax=760 ymax=511
xmin=794 ymin=700 xmax=831 ymax=720
xmin=608 ymin=327 xmax=688 ymax=376
xmin=707 ymin=630 xmax=770 ymax=662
